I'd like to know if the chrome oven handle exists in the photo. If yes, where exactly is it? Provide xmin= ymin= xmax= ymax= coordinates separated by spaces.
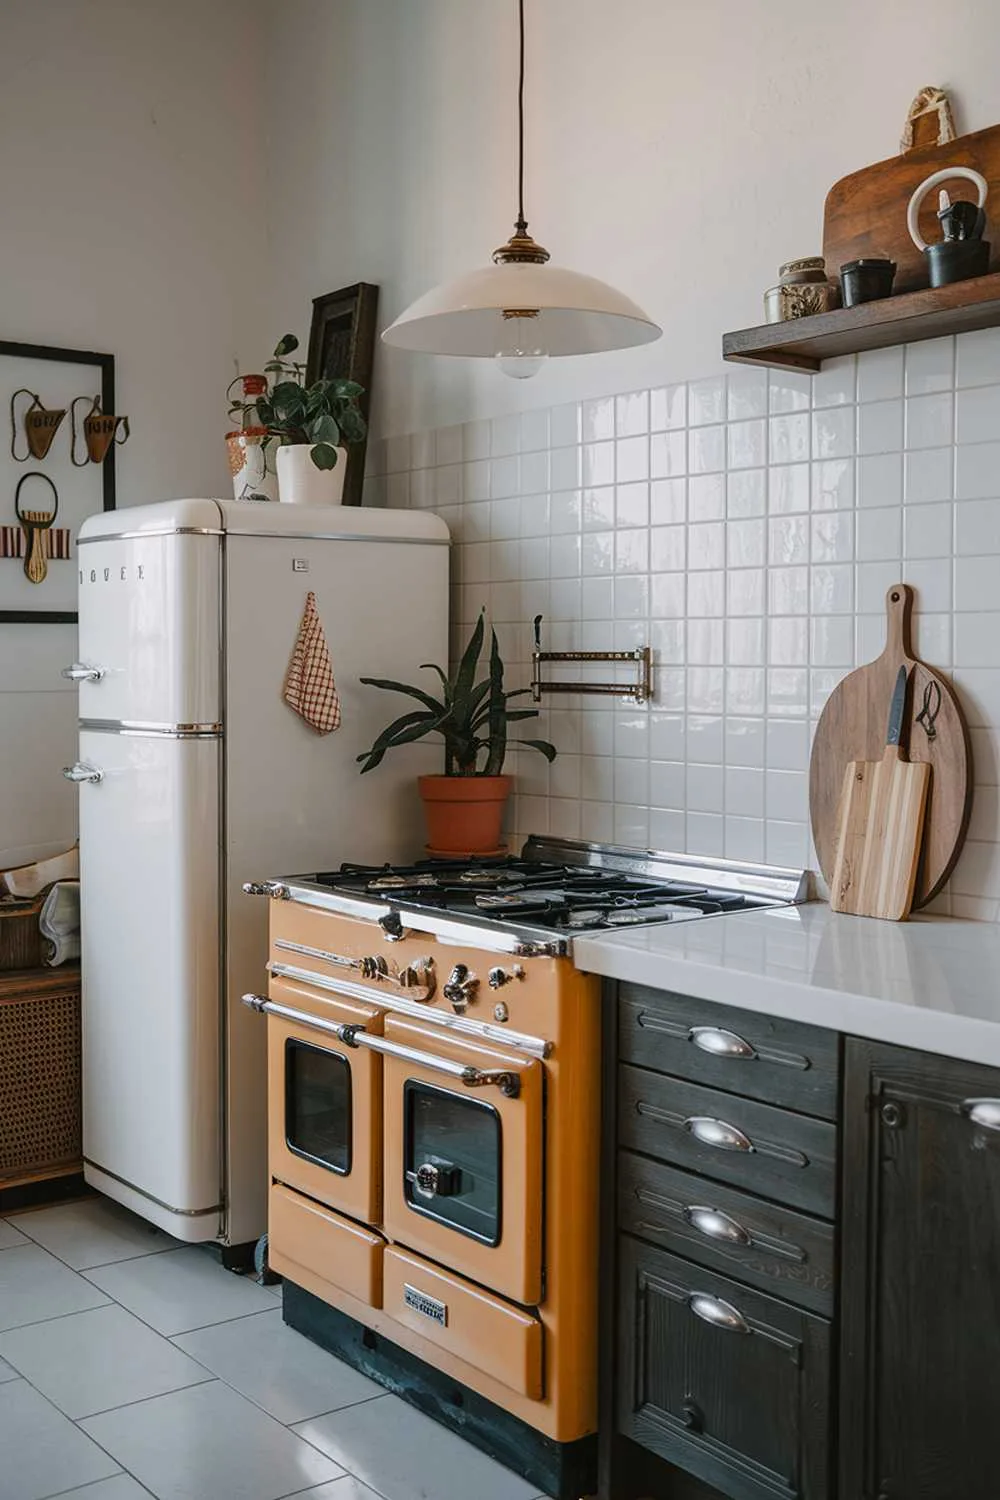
xmin=240 ymin=993 xmax=521 ymax=1098
xmin=688 ymin=1293 xmax=750 ymax=1334
xmin=61 ymin=662 xmax=105 ymax=682
xmin=688 ymin=1025 xmax=756 ymax=1060
xmin=683 ymin=1115 xmax=755 ymax=1153
xmin=62 ymin=762 xmax=104 ymax=784
xmin=963 ymin=1098 xmax=1000 ymax=1131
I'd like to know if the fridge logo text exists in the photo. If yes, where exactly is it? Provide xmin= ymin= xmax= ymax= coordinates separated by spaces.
xmin=80 ymin=564 xmax=146 ymax=584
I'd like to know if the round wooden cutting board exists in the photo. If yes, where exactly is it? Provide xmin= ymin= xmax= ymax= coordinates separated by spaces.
xmin=809 ymin=585 xmax=973 ymax=908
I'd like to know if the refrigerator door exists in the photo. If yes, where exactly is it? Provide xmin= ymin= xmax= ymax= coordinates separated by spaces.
xmin=75 ymin=533 xmax=220 ymax=728
xmin=77 ymin=727 xmax=222 ymax=1240
xmin=222 ymin=521 xmax=450 ymax=1244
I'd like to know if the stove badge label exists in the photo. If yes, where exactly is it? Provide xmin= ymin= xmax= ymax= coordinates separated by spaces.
xmin=403 ymin=1283 xmax=448 ymax=1327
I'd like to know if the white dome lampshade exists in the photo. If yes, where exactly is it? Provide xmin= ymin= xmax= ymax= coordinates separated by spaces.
xmin=380 ymin=2 xmax=661 ymax=378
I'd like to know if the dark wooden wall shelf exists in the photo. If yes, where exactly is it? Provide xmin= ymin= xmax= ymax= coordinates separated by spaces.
xmin=722 ymin=271 xmax=1000 ymax=373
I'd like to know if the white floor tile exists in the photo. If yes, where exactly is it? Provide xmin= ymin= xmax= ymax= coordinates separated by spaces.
xmin=15 ymin=1195 xmax=171 ymax=1270
xmin=0 ymin=1245 xmax=109 ymax=1331
xmin=0 ymin=1379 xmax=120 ymax=1498
xmin=47 ymin=1478 xmax=154 ymax=1499
xmin=0 ymin=1302 xmax=211 ymax=1419
xmin=281 ymin=1481 xmax=383 ymax=1500
xmin=0 ymin=1353 xmax=18 ymax=1382
xmin=293 ymin=1394 xmax=540 ymax=1500
xmin=82 ymin=1380 xmax=342 ymax=1500
xmin=0 ymin=1218 xmax=28 ymax=1251
xmin=84 ymin=1246 xmax=276 ymax=1335
xmin=174 ymin=1307 xmax=382 ymax=1425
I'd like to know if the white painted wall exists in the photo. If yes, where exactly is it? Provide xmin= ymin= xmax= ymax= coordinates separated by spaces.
xmin=0 ymin=0 xmax=268 ymax=868
xmin=266 ymin=0 xmax=1000 ymax=438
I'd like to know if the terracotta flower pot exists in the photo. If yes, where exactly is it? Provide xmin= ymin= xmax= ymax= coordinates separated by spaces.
xmin=418 ymin=775 xmax=511 ymax=856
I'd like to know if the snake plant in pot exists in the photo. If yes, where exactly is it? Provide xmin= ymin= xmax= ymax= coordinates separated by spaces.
xmin=357 ymin=613 xmax=557 ymax=854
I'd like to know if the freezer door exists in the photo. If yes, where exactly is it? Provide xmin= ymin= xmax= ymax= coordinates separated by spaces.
xmin=77 ymin=728 xmax=222 ymax=1239
xmin=75 ymin=534 xmax=220 ymax=727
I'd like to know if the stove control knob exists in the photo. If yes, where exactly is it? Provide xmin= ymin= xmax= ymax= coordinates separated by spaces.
xmin=379 ymin=911 xmax=408 ymax=942
xmin=493 ymin=1002 xmax=510 ymax=1023
xmin=443 ymin=963 xmax=479 ymax=1012
xmin=488 ymin=964 xmax=525 ymax=989
xmin=412 ymin=1159 xmax=462 ymax=1198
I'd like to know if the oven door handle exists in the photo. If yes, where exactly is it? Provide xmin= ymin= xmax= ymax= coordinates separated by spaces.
xmin=241 ymin=993 xmax=522 ymax=1098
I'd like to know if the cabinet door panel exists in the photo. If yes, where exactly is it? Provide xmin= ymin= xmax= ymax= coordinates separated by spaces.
xmin=618 ymin=1236 xmax=830 ymax=1499
xmin=840 ymin=1039 xmax=1000 ymax=1500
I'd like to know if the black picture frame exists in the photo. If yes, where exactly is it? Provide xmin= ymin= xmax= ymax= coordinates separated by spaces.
xmin=306 ymin=283 xmax=379 ymax=508
xmin=0 ymin=339 xmax=116 ymax=625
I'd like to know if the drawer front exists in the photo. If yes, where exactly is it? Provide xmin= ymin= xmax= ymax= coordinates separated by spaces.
xmin=619 ymin=1065 xmax=837 ymax=1218
xmin=269 ymin=1182 xmax=384 ymax=1308
xmin=619 ymin=984 xmax=840 ymax=1121
xmin=618 ymin=1150 xmax=835 ymax=1316
xmin=383 ymin=1245 xmax=544 ymax=1400
xmin=618 ymin=1235 xmax=831 ymax=1500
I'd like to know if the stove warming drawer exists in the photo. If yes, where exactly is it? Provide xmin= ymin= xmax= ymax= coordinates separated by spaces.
xmin=270 ymin=1182 xmax=384 ymax=1308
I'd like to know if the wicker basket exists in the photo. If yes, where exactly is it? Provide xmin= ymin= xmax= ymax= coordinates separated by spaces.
xmin=0 ymin=967 xmax=82 ymax=1182
xmin=0 ymin=895 xmax=44 ymax=973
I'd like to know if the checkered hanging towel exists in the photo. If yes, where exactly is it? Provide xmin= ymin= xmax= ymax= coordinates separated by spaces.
xmin=283 ymin=591 xmax=342 ymax=734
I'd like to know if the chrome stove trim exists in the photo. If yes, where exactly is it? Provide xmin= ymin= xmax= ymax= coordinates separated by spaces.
xmin=276 ymin=881 xmax=570 ymax=957
xmin=520 ymin=836 xmax=811 ymax=903
xmin=267 ymin=960 xmax=552 ymax=1058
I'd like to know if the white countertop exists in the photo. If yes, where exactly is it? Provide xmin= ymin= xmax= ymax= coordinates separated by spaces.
xmin=575 ymin=903 xmax=1000 ymax=1067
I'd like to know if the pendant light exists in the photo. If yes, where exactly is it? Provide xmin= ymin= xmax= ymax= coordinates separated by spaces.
xmin=381 ymin=0 xmax=661 ymax=378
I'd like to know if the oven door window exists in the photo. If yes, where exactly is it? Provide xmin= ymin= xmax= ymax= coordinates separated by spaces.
xmin=403 ymin=1080 xmax=501 ymax=1247
xmin=285 ymin=1039 xmax=352 ymax=1175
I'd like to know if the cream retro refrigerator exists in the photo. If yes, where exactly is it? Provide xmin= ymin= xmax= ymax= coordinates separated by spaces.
xmin=65 ymin=498 xmax=449 ymax=1250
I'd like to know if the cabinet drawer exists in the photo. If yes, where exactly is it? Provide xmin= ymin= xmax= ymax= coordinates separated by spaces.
xmin=618 ymin=1235 xmax=831 ymax=1500
xmin=618 ymin=984 xmax=839 ymax=1121
xmin=618 ymin=1150 xmax=835 ymax=1316
xmin=619 ymin=1064 xmax=837 ymax=1218
xmin=269 ymin=1182 xmax=384 ymax=1308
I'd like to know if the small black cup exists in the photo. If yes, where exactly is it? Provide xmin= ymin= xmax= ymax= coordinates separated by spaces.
xmin=840 ymin=258 xmax=896 ymax=307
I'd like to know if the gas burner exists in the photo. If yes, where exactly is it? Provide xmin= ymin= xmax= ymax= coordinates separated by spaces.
xmin=366 ymin=873 xmax=443 ymax=891
xmin=454 ymin=868 xmax=526 ymax=888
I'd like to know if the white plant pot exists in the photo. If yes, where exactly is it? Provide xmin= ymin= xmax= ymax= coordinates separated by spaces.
xmin=276 ymin=444 xmax=348 ymax=505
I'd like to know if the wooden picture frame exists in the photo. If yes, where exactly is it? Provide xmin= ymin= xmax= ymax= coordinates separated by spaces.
xmin=306 ymin=283 xmax=379 ymax=508
xmin=0 ymin=339 xmax=116 ymax=625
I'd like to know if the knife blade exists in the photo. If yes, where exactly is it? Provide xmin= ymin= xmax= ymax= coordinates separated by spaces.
xmin=885 ymin=664 xmax=909 ymax=748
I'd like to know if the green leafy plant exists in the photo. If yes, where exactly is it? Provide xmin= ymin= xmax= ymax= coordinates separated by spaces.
xmin=357 ymin=612 xmax=557 ymax=776
xmin=228 ymin=334 xmax=367 ymax=471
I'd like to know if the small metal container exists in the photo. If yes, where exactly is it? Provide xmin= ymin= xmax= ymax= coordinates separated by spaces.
xmin=764 ymin=257 xmax=838 ymax=323
xmin=840 ymin=258 xmax=896 ymax=307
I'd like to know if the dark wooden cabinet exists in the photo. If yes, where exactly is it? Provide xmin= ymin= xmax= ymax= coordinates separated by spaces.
xmin=840 ymin=1038 xmax=1000 ymax=1500
xmin=618 ymin=1236 xmax=831 ymax=1500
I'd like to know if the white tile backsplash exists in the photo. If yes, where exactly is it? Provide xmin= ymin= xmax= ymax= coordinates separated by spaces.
xmin=370 ymin=335 xmax=1000 ymax=918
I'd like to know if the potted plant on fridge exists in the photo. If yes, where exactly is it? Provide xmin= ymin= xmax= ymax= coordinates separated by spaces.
xmin=228 ymin=334 xmax=367 ymax=505
xmin=357 ymin=612 xmax=557 ymax=855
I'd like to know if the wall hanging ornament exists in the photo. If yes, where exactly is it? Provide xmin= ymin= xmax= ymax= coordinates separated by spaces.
xmin=381 ymin=0 xmax=660 ymax=377
xmin=9 ymin=389 xmax=67 ymax=462
xmin=70 ymin=394 xmax=129 ymax=466
xmin=14 ymin=472 xmax=59 ymax=585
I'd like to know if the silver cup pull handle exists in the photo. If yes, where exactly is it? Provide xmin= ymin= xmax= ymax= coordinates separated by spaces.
xmin=963 ymin=1099 xmax=1000 ymax=1131
xmin=61 ymin=662 xmax=105 ymax=682
xmin=683 ymin=1204 xmax=753 ymax=1246
xmin=689 ymin=1025 xmax=756 ymax=1059
xmin=63 ymin=762 xmax=104 ymax=784
xmin=689 ymin=1293 xmax=750 ymax=1334
xmin=684 ymin=1115 xmax=755 ymax=1153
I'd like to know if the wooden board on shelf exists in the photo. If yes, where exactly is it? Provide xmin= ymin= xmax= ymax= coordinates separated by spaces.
xmin=823 ymin=123 xmax=1000 ymax=296
xmin=810 ymin=586 xmax=972 ymax=910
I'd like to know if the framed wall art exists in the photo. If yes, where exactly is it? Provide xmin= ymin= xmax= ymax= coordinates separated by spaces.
xmin=306 ymin=282 xmax=378 ymax=508
xmin=0 ymin=340 xmax=118 ymax=625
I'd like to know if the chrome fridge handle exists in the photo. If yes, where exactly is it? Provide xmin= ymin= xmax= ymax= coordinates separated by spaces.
xmin=63 ymin=762 xmax=104 ymax=784
xmin=963 ymin=1099 xmax=1000 ymax=1131
xmin=240 ymin=993 xmax=521 ymax=1098
xmin=61 ymin=662 xmax=105 ymax=682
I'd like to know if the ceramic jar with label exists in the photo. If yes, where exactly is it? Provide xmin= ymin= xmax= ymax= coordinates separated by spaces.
xmin=764 ymin=257 xmax=839 ymax=323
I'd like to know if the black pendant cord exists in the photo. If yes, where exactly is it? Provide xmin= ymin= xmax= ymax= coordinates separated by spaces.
xmin=515 ymin=0 xmax=527 ymax=236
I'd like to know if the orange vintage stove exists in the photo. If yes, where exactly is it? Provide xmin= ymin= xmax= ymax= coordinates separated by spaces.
xmin=243 ymin=837 xmax=807 ymax=1497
